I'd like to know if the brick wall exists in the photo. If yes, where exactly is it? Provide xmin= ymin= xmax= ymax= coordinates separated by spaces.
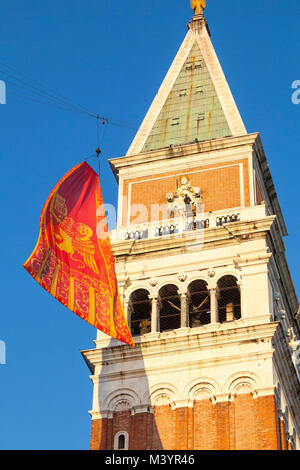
xmin=90 ymin=394 xmax=281 ymax=450
xmin=279 ymin=418 xmax=289 ymax=450
xmin=122 ymin=159 xmax=250 ymax=226
xmin=255 ymin=177 xmax=263 ymax=205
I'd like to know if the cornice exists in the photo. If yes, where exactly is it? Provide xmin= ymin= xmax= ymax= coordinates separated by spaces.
xmin=109 ymin=133 xmax=259 ymax=179
xmin=81 ymin=319 xmax=279 ymax=369
xmin=88 ymin=382 xmax=276 ymax=419
xmin=117 ymin=148 xmax=252 ymax=182
xmin=253 ymin=134 xmax=287 ymax=237
xmin=110 ymin=216 xmax=275 ymax=259
xmin=92 ymin=350 xmax=275 ymax=386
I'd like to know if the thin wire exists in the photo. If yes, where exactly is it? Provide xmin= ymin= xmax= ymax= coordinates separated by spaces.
xmin=2 ymin=71 xmax=99 ymax=118
xmin=106 ymin=117 xmax=137 ymax=131
xmin=97 ymin=155 xmax=100 ymax=176
xmin=101 ymin=120 xmax=109 ymax=144
xmin=96 ymin=116 xmax=101 ymax=176
xmin=96 ymin=115 xmax=100 ymax=147
xmin=84 ymin=154 xmax=98 ymax=161
xmin=9 ymin=90 xmax=98 ymax=117
xmin=0 ymin=60 xmax=99 ymax=117
xmin=8 ymin=77 xmax=137 ymax=130
xmin=0 ymin=59 xmax=139 ymax=130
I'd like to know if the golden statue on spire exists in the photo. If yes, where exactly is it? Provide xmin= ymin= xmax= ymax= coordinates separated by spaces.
xmin=191 ymin=0 xmax=206 ymax=15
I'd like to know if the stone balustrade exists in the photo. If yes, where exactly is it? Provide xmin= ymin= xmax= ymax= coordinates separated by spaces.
xmin=109 ymin=204 xmax=267 ymax=243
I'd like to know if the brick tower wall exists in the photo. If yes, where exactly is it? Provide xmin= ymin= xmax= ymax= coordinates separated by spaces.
xmin=90 ymin=394 xmax=283 ymax=450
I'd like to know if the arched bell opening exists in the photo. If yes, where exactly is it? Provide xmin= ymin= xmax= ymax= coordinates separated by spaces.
xmin=158 ymin=284 xmax=181 ymax=332
xmin=188 ymin=280 xmax=211 ymax=327
xmin=129 ymin=289 xmax=151 ymax=336
xmin=217 ymin=275 xmax=241 ymax=323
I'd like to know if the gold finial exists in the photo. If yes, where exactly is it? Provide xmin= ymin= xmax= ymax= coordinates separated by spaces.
xmin=191 ymin=0 xmax=206 ymax=16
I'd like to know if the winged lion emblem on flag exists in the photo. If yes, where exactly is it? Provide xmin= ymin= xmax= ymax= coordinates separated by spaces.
xmin=51 ymin=192 xmax=99 ymax=275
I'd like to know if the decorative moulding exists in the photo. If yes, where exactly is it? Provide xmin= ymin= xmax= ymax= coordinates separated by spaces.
xmin=207 ymin=268 xmax=216 ymax=278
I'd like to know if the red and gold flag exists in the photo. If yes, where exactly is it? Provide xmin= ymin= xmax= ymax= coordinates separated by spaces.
xmin=23 ymin=161 xmax=134 ymax=346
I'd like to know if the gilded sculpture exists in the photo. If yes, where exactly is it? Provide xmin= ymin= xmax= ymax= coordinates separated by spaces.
xmin=191 ymin=0 xmax=206 ymax=15
xmin=166 ymin=176 xmax=202 ymax=217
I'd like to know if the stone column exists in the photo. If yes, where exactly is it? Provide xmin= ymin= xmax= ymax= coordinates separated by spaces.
xmin=150 ymin=296 xmax=159 ymax=333
xmin=209 ymin=288 xmax=218 ymax=323
xmin=125 ymin=300 xmax=132 ymax=332
xmin=208 ymin=213 xmax=217 ymax=228
xmin=180 ymin=293 xmax=189 ymax=328
xmin=237 ymin=280 xmax=244 ymax=319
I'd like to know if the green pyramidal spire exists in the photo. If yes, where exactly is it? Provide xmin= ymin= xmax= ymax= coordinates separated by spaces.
xmin=142 ymin=42 xmax=232 ymax=152
xmin=127 ymin=15 xmax=246 ymax=157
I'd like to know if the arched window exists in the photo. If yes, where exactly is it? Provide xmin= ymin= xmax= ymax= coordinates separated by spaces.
xmin=114 ymin=431 xmax=129 ymax=450
xmin=118 ymin=434 xmax=125 ymax=449
xmin=158 ymin=284 xmax=181 ymax=332
xmin=129 ymin=289 xmax=151 ymax=336
xmin=217 ymin=276 xmax=241 ymax=322
xmin=188 ymin=280 xmax=211 ymax=327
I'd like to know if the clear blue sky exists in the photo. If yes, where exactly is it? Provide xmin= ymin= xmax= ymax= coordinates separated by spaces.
xmin=0 ymin=0 xmax=299 ymax=450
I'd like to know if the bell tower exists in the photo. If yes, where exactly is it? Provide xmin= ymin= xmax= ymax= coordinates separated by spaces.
xmin=82 ymin=5 xmax=300 ymax=450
